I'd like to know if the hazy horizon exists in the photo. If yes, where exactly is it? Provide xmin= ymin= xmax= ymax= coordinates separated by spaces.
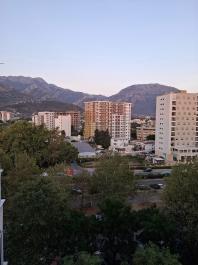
xmin=1 ymin=0 xmax=197 ymax=96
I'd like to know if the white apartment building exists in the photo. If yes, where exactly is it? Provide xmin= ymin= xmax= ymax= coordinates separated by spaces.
xmin=32 ymin=112 xmax=72 ymax=136
xmin=0 ymin=111 xmax=13 ymax=122
xmin=112 ymin=113 xmax=131 ymax=140
xmin=155 ymin=91 xmax=198 ymax=162
xmin=55 ymin=115 xmax=71 ymax=137
xmin=55 ymin=111 xmax=81 ymax=131
xmin=32 ymin=112 xmax=55 ymax=130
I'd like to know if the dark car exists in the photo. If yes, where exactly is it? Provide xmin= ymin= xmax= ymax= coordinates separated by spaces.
xmin=71 ymin=187 xmax=82 ymax=194
xmin=149 ymin=183 xmax=161 ymax=190
xmin=135 ymin=184 xmax=150 ymax=190
xmin=161 ymin=172 xmax=171 ymax=177
xmin=144 ymin=168 xmax=152 ymax=172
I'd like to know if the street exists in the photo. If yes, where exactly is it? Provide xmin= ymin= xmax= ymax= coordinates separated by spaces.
xmin=134 ymin=168 xmax=172 ymax=177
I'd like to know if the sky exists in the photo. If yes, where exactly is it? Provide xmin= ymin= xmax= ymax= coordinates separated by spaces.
xmin=0 ymin=0 xmax=197 ymax=96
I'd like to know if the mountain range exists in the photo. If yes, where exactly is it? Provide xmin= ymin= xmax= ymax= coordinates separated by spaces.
xmin=0 ymin=76 xmax=179 ymax=116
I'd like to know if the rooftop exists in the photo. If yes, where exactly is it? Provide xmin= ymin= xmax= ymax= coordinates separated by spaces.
xmin=72 ymin=141 xmax=96 ymax=153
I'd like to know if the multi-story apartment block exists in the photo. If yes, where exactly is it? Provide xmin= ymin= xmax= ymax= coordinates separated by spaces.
xmin=32 ymin=111 xmax=72 ymax=135
xmin=54 ymin=115 xmax=71 ymax=136
xmin=155 ymin=91 xmax=198 ymax=162
xmin=84 ymin=101 xmax=131 ymax=141
xmin=56 ymin=111 xmax=80 ymax=131
xmin=32 ymin=112 xmax=55 ymax=130
xmin=136 ymin=126 xmax=155 ymax=141
xmin=0 ymin=111 xmax=14 ymax=122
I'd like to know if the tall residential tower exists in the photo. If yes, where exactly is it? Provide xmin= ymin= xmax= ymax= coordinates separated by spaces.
xmin=84 ymin=101 xmax=131 ymax=141
xmin=155 ymin=91 xmax=198 ymax=162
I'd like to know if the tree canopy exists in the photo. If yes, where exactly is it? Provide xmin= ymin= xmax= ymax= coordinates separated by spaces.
xmin=164 ymin=163 xmax=198 ymax=265
xmin=5 ymin=177 xmax=69 ymax=265
xmin=89 ymin=155 xmax=135 ymax=201
xmin=146 ymin=134 xmax=155 ymax=140
xmin=63 ymin=252 xmax=101 ymax=265
xmin=133 ymin=243 xmax=181 ymax=265
xmin=94 ymin=129 xmax=111 ymax=149
xmin=0 ymin=121 xmax=78 ymax=168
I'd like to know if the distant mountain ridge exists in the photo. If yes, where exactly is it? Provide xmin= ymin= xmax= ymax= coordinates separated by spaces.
xmin=0 ymin=76 xmax=106 ymax=106
xmin=3 ymin=100 xmax=82 ymax=118
xmin=109 ymin=83 xmax=179 ymax=115
xmin=0 ymin=76 xmax=179 ymax=116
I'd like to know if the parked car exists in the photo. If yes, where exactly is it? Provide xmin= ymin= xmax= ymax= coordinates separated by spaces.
xmin=144 ymin=168 xmax=152 ymax=172
xmin=71 ymin=187 xmax=82 ymax=194
xmin=149 ymin=183 xmax=161 ymax=190
xmin=161 ymin=172 xmax=171 ymax=177
xmin=40 ymin=172 xmax=48 ymax=177
xmin=135 ymin=184 xmax=150 ymax=190
xmin=158 ymin=183 xmax=166 ymax=189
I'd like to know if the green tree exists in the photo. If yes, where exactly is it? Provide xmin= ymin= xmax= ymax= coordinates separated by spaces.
xmin=0 ymin=121 xmax=78 ymax=167
xmin=97 ymin=198 xmax=137 ymax=265
xmin=71 ymin=171 xmax=91 ymax=209
xmin=2 ymin=152 xmax=40 ymax=198
xmin=146 ymin=134 xmax=155 ymax=140
xmin=133 ymin=243 xmax=181 ymax=265
xmin=130 ymin=122 xmax=139 ymax=140
xmin=94 ymin=129 xmax=111 ymax=149
xmin=89 ymin=155 xmax=135 ymax=201
xmin=135 ymin=207 xmax=176 ymax=247
xmin=164 ymin=163 xmax=198 ymax=265
xmin=71 ymin=125 xmax=79 ymax=136
xmin=63 ymin=252 xmax=101 ymax=265
xmin=5 ymin=177 xmax=69 ymax=265
xmin=0 ymin=148 xmax=12 ymax=174
xmin=0 ymin=121 xmax=49 ymax=164
xmin=43 ymin=129 xmax=78 ymax=166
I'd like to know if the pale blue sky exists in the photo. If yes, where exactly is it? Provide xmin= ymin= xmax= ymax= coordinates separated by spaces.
xmin=1 ymin=0 xmax=197 ymax=95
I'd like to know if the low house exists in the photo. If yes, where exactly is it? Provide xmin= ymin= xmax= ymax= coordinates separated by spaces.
xmin=144 ymin=141 xmax=155 ymax=153
xmin=72 ymin=141 xmax=96 ymax=158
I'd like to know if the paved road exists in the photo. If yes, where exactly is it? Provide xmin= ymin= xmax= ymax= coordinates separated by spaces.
xmin=136 ymin=178 xmax=166 ymax=186
xmin=134 ymin=168 xmax=172 ymax=176
xmin=130 ymin=178 xmax=167 ymax=208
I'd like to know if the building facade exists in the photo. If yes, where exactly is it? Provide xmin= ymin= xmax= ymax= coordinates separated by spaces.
xmin=136 ymin=126 xmax=155 ymax=141
xmin=54 ymin=115 xmax=71 ymax=136
xmin=32 ymin=112 xmax=55 ymax=130
xmin=84 ymin=101 xmax=131 ymax=141
xmin=56 ymin=111 xmax=81 ymax=131
xmin=0 ymin=111 xmax=13 ymax=122
xmin=32 ymin=111 xmax=71 ymax=135
xmin=155 ymin=91 xmax=198 ymax=162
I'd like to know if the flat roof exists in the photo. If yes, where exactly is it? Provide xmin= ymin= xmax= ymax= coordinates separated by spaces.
xmin=72 ymin=141 xmax=96 ymax=153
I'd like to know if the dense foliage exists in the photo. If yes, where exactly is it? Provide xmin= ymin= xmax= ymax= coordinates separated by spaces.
xmin=0 ymin=121 xmax=78 ymax=168
xmin=89 ymin=155 xmax=135 ymax=201
xmin=146 ymin=134 xmax=155 ymax=140
xmin=164 ymin=163 xmax=198 ymax=265
xmin=133 ymin=243 xmax=181 ymax=265
xmin=94 ymin=129 xmax=111 ymax=149
xmin=2 ymin=122 xmax=198 ymax=265
xmin=63 ymin=252 xmax=101 ymax=265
